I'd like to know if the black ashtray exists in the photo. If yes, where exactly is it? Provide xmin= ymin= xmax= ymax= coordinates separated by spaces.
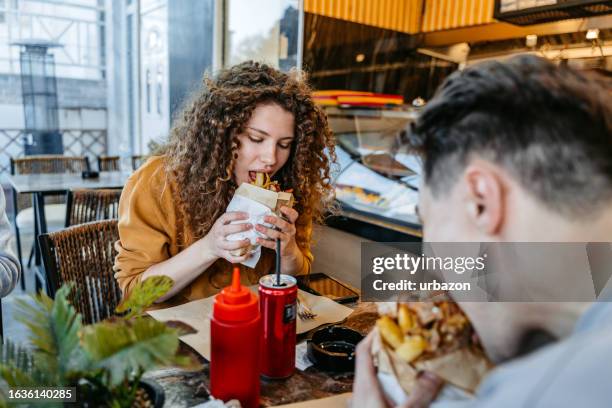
xmin=81 ymin=170 xmax=99 ymax=179
xmin=306 ymin=326 xmax=363 ymax=372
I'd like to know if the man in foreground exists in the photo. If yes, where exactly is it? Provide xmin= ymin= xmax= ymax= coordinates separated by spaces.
xmin=0 ymin=188 xmax=19 ymax=297
xmin=353 ymin=55 xmax=612 ymax=407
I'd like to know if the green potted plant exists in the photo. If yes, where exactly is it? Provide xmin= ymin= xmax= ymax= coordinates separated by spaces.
xmin=0 ymin=276 xmax=199 ymax=407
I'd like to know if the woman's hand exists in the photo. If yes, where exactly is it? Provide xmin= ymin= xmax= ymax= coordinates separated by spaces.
xmin=200 ymin=211 xmax=254 ymax=264
xmin=144 ymin=211 xmax=253 ymax=302
xmin=255 ymin=206 xmax=303 ymax=271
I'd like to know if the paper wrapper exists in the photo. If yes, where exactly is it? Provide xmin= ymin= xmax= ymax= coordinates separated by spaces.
xmin=371 ymin=313 xmax=492 ymax=404
xmin=225 ymin=182 xmax=294 ymax=268
xmin=232 ymin=182 xmax=294 ymax=213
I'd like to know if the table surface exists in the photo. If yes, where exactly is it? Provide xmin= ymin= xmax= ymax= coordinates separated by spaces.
xmin=146 ymin=302 xmax=378 ymax=408
xmin=5 ymin=171 xmax=130 ymax=194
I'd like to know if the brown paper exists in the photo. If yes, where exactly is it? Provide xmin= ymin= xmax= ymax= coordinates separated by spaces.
xmin=147 ymin=288 xmax=353 ymax=361
xmin=229 ymin=183 xmax=295 ymax=257
xmin=372 ymin=315 xmax=492 ymax=395
xmin=276 ymin=191 xmax=294 ymax=212
xmin=235 ymin=183 xmax=294 ymax=214
xmin=147 ymin=295 xmax=213 ymax=359
xmin=414 ymin=348 xmax=491 ymax=393
xmin=372 ymin=327 xmax=419 ymax=394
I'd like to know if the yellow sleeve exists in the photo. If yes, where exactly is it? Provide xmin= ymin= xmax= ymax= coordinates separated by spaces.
xmin=113 ymin=158 xmax=176 ymax=295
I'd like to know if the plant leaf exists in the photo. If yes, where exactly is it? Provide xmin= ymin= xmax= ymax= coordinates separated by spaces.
xmin=115 ymin=276 xmax=174 ymax=318
xmin=0 ymin=339 xmax=38 ymax=387
xmin=0 ymin=340 xmax=66 ymax=407
xmin=80 ymin=317 xmax=184 ymax=386
xmin=14 ymin=285 xmax=87 ymax=384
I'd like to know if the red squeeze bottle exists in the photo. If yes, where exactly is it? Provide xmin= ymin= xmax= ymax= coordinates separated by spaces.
xmin=210 ymin=267 xmax=261 ymax=408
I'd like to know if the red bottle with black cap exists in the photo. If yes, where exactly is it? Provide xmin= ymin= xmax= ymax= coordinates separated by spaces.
xmin=210 ymin=267 xmax=261 ymax=408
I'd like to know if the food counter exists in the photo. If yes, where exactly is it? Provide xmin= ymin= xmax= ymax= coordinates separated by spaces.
xmin=325 ymin=106 xmax=423 ymax=242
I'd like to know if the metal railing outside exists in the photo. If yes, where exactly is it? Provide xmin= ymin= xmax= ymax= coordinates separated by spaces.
xmin=0 ymin=129 xmax=107 ymax=173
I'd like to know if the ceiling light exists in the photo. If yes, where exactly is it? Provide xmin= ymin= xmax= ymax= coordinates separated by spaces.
xmin=355 ymin=53 xmax=365 ymax=63
xmin=586 ymin=29 xmax=599 ymax=40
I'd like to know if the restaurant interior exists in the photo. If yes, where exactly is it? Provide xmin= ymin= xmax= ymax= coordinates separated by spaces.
xmin=0 ymin=0 xmax=610 ymax=406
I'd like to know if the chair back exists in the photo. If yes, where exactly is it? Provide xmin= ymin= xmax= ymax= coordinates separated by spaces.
xmin=98 ymin=155 xmax=148 ymax=172
xmin=66 ymin=189 xmax=122 ymax=227
xmin=38 ymin=219 xmax=122 ymax=324
xmin=10 ymin=155 xmax=90 ymax=175
xmin=97 ymin=155 xmax=120 ymax=172
xmin=132 ymin=155 xmax=146 ymax=170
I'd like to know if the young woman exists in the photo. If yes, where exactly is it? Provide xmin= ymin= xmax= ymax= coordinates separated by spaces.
xmin=113 ymin=61 xmax=336 ymax=306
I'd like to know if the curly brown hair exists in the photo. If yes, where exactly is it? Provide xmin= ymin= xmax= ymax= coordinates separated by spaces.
xmin=160 ymin=61 xmax=336 ymax=250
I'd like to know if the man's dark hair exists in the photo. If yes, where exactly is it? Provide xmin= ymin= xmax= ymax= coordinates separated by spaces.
xmin=411 ymin=55 xmax=612 ymax=216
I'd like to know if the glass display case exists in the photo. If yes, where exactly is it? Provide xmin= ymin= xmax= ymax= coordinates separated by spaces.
xmin=325 ymin=105 xmax=423 ymax=237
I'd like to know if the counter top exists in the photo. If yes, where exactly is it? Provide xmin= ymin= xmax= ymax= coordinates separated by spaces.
xmin=340 ymin=208 xmax=422 ymax=238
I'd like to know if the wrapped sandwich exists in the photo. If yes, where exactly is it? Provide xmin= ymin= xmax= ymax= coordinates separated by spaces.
xmin=226 ymin=172 xmax=294 ymax=260
xmin=248 ymin=172 xmax=294 ymax=212
xmin=373 ymin=301 xmax=492 ymax=402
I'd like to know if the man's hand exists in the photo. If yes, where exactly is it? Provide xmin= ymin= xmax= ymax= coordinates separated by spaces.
xmin=352 ymin=331 xmax=444 ymax=408
xmin=352 ymin=331 xmax=391 ymax=408
xmin=401 ymin=371 xmax=444 ymax=408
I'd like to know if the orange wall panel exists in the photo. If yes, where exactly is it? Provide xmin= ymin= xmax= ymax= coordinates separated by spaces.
xmin=304 ymin=0 xmax=495 ymax=33
xmin=304 ymin=0 xmax=423 ymax=34
xmin=421 ymin=0 xmax=495 ymax=32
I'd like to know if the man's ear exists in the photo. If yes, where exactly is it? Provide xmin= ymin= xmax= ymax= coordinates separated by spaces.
xmin=463 ymin=162 xmax=505 ymax=235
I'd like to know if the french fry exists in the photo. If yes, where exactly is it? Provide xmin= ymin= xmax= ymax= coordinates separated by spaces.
xmin=398 ymin=305 xmax=414 ymax=333
xmin=377 ymin=315 xmax=404 ymax=349
xmin=255 ymin=172 xmax=266 ymax=187
xmin=252 ymin=172 xmax=283 ymax=192
xmin=395 ymin=335 xmax=426 ymax=363
xmin=373 ymin=301 xmax=493 ymax=396
xmin=263 ymin=173 xmax=271 ymax=189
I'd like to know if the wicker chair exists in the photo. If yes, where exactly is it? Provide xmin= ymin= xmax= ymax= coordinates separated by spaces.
xmin=38 ymin=219 xmax=122 ymax=324
xmin=10 ymin=155 xmax=90 ymax=289
xmin=97 ymin=155 xmax=120 ymax=172
xmin=97 ymin=155 xmax=146 ymax=172
xmin=132 ymin=155 xmax=146 ymax=170
xmin=11 ymin=155 xmax=90 ymax=175
xmin=65 ymin=189 xmax=122 ymax=227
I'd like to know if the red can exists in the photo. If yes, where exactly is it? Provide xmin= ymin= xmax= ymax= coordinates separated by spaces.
xmin=259 ymin=274 xmax=297 ymax=379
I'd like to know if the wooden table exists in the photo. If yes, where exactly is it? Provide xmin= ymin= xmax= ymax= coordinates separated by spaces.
xmin=6 ymin=171 xmax=130 ymax=199
xmin=5 ymin=171 xmax=130 ymax=291
xmin=145 ymin=303 xmax=378 ymax=407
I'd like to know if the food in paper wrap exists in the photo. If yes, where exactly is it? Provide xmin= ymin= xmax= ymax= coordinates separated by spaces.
xmin=226 ymin=172 xmax=294 ymax=268
xmin=372 ymin=301 xmax=493 ymax=404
